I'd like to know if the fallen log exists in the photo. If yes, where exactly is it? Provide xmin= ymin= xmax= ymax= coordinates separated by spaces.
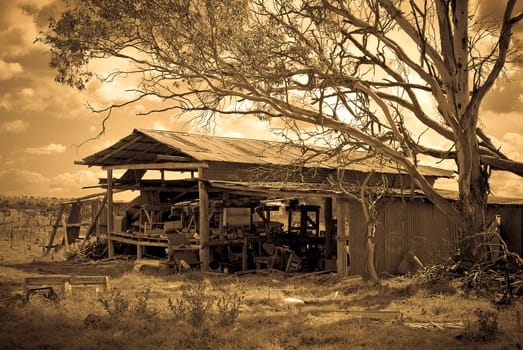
xmin=346 ymin=310 xmax=402 ymax=321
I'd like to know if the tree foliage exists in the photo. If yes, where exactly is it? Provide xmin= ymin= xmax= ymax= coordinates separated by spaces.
xmin=40 ymin=0 xmax=523 ymax=259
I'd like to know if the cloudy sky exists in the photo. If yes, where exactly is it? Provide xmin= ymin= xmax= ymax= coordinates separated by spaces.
xmin=0 ymin=0 xmax=522 ymax=199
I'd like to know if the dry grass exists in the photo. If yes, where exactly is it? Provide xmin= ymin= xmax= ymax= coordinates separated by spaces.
xmin=1 ymin=239 xmax=523 ymax=349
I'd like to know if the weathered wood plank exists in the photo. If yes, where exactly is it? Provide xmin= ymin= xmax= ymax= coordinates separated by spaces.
xmin=102 ymin=162 xmax=209 ymax=170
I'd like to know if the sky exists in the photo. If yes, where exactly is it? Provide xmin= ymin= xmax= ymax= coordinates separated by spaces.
xmin=0 ymin=0 xmax=522 ymax=199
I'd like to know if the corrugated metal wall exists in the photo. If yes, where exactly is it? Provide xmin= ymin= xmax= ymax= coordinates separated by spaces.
xmin=347 ymin=198 xmax=523 ymax=276
xmin=347 ymin=198 xmax=462 ymax=275
xmin=488 ymin=206 xmax=523 ymax=256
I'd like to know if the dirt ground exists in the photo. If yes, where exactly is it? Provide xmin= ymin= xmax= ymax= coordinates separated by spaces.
xmin=1 ymin=237 xmax=523 ymax=350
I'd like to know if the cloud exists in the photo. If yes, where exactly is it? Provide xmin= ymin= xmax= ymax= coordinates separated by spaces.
xmin=0 ymin=168 xmax=103 ymax=198
xmin=476 ymin=2 xmax=523 ymax=33
xmin=0 ymin=81 xmax=88 ymax=118
xmin=49 ymin=169 xmax=103 ymax=193
xmin=20 ymin=87 xmax=34 ymax=96
xmin=482 ymin=71 xmax=523 ymax=113
xmin=25 ymin=143 xmax=66 ymax=155
xmin=0 ymin=60 xmax=23 ymax=80
xmin=0 ymin=0 xmax=59 ymax=59
xmin=220 ymin=131 xmax=245 ymax=138
xmin=0 ymin=169 xmax=48 ymax=196
xmin=151 ymin=121 xmax=169 ymax=131
xmin=0 ymin=119 xmax=28 ymax=133
xmin=490 ymin=172 xmax=523 ymax=198
xmin=202 ymin=114 xmax=283 ymax=142
xmin=498 ymin=132 xmax=523 ymax=160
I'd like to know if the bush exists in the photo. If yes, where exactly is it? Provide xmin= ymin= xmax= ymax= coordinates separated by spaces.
xmin=464 ymin=308 xmax=499 ymax=342
xmin=168 ymin=282 xmax=243 ymax=328
xmin=216 ymin=291 xmax=243 ymax=326
xmin=168 ymin=283 xmax=214 ymax=327
xmin=134 ymin=289 xmax=156 ymax=318
xmin=475 ymin=309 xmax=498 ymax=341
xmin=99 ymin=290 xmax=129 ymax=321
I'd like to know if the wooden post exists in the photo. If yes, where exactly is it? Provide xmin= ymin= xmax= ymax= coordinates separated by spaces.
xmin=80 ymin=194 xmax=108 ymax=250
xmin=300 ymin=206 xmax=307 ymax=235
xmin=44 ymin=204 xmax=65 ymax=255
xmin=91 ymin=200 xmax=98 ymax=237
xmin=95 ymin=200 xmax=102 ymax=239
xmin=91 ymin=200 xmax=102 ymax=240
xmin=107 ymin=169 xmax=115 ymax=258
xmin=219 ymin=192 xmax=228 ymax=240
xmin=80 ymin=193 xmax=107 ymax=248
xmin=242 ymin=236 xmax=248 ymax=271
xmin=62 ymin=214 xmax=69 ymax=246
xmin=336 ymin=197 xmax=349 ymax=277
xmin=249 ymin=207 xmax=254 ymax=232
xmin=137 ymin=244 xmax=143 ymax=259
xmin=198 ymin=167 xmax=210 ymax=271
xmin=324 ymin=197 xmax=334 ymax=257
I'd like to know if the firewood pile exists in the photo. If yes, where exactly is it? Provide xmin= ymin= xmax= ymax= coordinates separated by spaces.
xmin=414 ymin=232 xmax=523 ymax=304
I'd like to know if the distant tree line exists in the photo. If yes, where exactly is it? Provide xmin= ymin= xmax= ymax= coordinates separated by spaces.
xmin=0 ymin=195 xmax=66 ymax=212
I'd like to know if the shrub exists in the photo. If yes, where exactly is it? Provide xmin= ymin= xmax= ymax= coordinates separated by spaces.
xmin=99 ymin=290 xmax=129 ymax=321
xmin=475 ymin=309 xmax=498 ymax=341
xmin=134 ymin=289 xmax=155 ymax=318
xmin=168 ymin=283 xmax=244 ymax=328
xmin=168 ymin=295 xmax=187 ymax=321
xmin=286 ymin=306 xmax=310 ymax=338
xmin=168 ymin=283 xmax=214 ymax=327
xmin=84 ymin=313 xmax=111 ymax=330
xmin=216 ymin=291 xmax=243 ymax=326
xmin=464 ymin=308 xmax=499 ymax=342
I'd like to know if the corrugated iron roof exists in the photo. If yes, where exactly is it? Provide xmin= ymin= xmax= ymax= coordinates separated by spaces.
xmin=80 ymin=128 xmax=453 ymax=177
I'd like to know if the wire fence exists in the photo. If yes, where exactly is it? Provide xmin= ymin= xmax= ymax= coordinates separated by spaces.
xmin=0 ymin=210 xmax=56 ymax=246
xmin=0 ymin=225 xmax=51 ymax=242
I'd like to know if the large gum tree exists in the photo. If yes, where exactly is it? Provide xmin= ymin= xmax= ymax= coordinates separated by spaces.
xmin=41 ymin=0 xmax=523 ymax=265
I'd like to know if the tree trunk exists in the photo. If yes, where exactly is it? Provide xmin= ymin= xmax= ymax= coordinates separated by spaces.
xmin=449 ymin=0 xmax=490 ymax=264
xmin=360 ymin=173 xmax=381 ymax=284
xmin=452 ymin=118 xmax=489 ymax=263
xmin=365 ymin=223 xmax=380 ymax=285
xmin=456 ymin=139 xmax=489 ymax=263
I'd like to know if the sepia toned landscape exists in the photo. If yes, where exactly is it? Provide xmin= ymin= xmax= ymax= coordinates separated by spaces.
xmin=2 ymin=1 xmax=523 ymax=349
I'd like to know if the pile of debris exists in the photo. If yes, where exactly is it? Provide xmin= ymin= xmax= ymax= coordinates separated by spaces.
xmin=62 ymin=240 xmax=108 ymax=261
xmin=80 ymin=240 xmax=108 ymax=260
xmin=414 ymin=239 xmax=523 ymax=303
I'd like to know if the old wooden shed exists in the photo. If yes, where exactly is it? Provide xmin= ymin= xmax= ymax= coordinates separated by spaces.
xmin=76 ymin=129 xmax=523 ymax=276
